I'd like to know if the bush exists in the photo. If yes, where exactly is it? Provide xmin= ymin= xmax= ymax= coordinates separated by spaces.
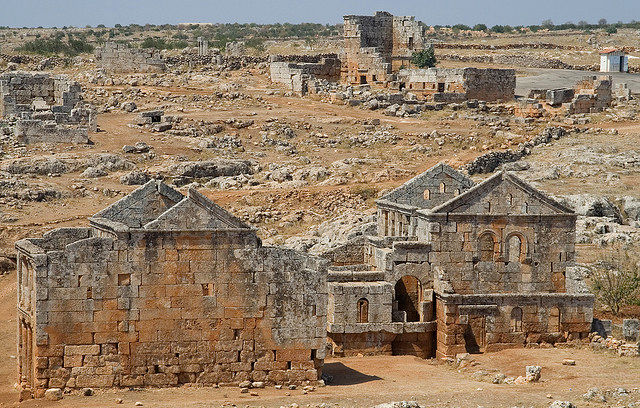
xmin=411 ymin=46 xmax=436 ymax=69
xmin=606 ymin=26 xmax=618 ymax=34
xmin=588 ymin=246 xmax=640 ymax=314
xmin=140 ymin=37 xmax=188 ymax=50
xmin=16 ymin=37 xmax=94 ymax=56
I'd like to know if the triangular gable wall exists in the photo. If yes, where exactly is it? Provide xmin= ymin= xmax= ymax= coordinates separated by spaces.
xmin=427 ymin=172 xmax=573 ymax=215
xmin=144 ymin=188 xmax=251 ymax=230
xmin=377 ymin=162 xmax=475 ymax=209
xmin=93 ymin=180 xmax=184 ymax=228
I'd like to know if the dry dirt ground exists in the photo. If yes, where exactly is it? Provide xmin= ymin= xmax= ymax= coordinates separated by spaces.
xmin=0 ymin=270 xmax=639 ymax=408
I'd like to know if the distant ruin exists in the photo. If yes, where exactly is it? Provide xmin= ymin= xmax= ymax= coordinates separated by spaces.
xmin=269 ymin=12 xmax=515 ymax=102
xmin=0 ymin=71 xmax=95 ymax=144
xmin=395 ymin=67 xmax=516 ymax=102
xmin=95 ymin=42 xmax=166 ymax=73
xmin=16 ymin=181 xmax=327 ymax=398
xmin=516 ymin=75 xmax=614 ymax=117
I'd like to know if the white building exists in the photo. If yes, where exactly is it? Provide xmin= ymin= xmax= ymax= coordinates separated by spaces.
xmin=600 ymin=48 xmax=629 ymax=73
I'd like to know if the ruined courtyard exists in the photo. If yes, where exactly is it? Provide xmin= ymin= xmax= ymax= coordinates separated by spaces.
xmin=0 ymin=8 xmax=639 ymax=408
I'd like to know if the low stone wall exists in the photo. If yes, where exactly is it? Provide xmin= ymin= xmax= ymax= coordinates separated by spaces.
xmin=14 ymin=120 xmax=89 ymax=144
xmin=0 ymin=71 xmax=82 ymax=117
xmin=95 ymin=42 xmax=166 ymax=73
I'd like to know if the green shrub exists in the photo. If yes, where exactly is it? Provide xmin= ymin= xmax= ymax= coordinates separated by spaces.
xmin=588 ymin=246 xmax=640 ymax=314
xmin=411 ymin=47 xmax=436 ymax=68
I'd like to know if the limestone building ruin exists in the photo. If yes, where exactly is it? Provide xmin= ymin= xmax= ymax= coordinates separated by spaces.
xmin=16 ymin=180 xmax=327 ymax=398
xmin=516 ymin=75 xmax=613 ymax=117
xmin=326 ymin=163 xmax=594 ymax=358
xmin=394 ymin=67 xmax=516 ymax=102
xmin=0 ymin=71 xmax=95 ymax=144
xmin=95 ymin=42 xmax=166 ymax=73
xmin=269 ymin=55 xmax=341 ymax=96
xmin=342 ymin=11 xmax=427 ymax=86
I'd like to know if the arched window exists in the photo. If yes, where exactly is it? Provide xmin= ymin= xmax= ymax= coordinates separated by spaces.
xmin=454 ymin=188 xmax=460 ymax=196
xmin=522 ymin=202 xmax=529 ymax=214
xmin=439 ymin=182 xmax=446 ymax=193
xmin=508 ymin=194 xmax=514 ymax=205
xmin=357 ymin=298 xmax=369 ymax=323
xmin=479 ymin=233 xmax=496 ymax=262
xmin=511 ymin=307 xmax=523 ymax=332
xmin=549 ymin=306 xmax=561 ymax=332
xmin=423 ymin=189 xmax=430 ymax=200
xmin=508 ymin=235 xmax=523 ymax=263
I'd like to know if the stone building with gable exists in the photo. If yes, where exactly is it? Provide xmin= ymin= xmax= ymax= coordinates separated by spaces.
xmin=327 ymin=163 xmax=594 ymax=358
xmin=16 ymin=180 xmax=327 ymax=398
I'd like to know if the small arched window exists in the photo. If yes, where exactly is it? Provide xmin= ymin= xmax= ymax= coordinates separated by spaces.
xmin=423 ymin=189 xmax=430 ymax=200
xmin=357 ymin=298 xmax=369 ymax=323
xmin=454 ymin=188 xmax=460 ymax=196
xmin=522 ymin=202 xmax=529 ymax=214
xmin=439 ymin=182 xmax=446 ymax=193
xmin=508 ymin=194 xmax=514 ymax=205
xmin=479 ymin=233 xmax=496 ymax=262
xmin=511 ymin=307 xmax=523 ymax=332
xmin=508 ymin=235 xmax=523 ymax=263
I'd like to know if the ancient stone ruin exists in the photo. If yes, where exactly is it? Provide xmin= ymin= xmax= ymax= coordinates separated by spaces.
xmin=325 ymin=163 xmax=594 ymax=358
xmin=516 ymin=75 xmax=614 ymax=117
xmin=95 ymin=42 xmax=166 ymax=73
xmin=268 ymin=12 xmax=515 ymax=102
xmin=269 ymin=55 xmax=341 ymax=96
xmin=342 ymin=11 xmax=427 ymax=86
xmin=0 ymin=71 xmax=95 ymax=144
xmin=394 ymin=67 xmax=516 ymax=102
xmin=16 ymin=180 xmax=327 ymax=399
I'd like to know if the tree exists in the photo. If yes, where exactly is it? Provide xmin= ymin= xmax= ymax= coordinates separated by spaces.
xmin=411 ymin=46 xmax=436 ymax=68
xmin=606 ymin=26 xmax=618 ymax=34
xmin=577 ymin=20 xmax=589 ymax=27
xmin=599 ymin=18 xmax=608 ymax=26
xmin=541 ymin=19 xmax=554 ymax=28
xmin=588 ymin=246 xmax=640 ymax=315
xmin=473 ymin=24 xmax=488 ymax=32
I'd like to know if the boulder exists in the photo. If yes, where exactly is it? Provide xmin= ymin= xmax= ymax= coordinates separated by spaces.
xmin=44 ymin=388 xmax=62 ymax=401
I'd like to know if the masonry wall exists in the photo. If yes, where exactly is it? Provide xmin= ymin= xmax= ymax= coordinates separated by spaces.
xmin=95 ymin=42 xmax=166 ymax=73
xmin=16 ymin=227 xmax=327 ymax=397
xmin=435 ymin=293 xmax=594 ymax=358
xmin=0 ymin=72 xmax=82 ymax=117
xmin=15 ymin=120 xmax=89 ymax=144
xmin=269 ymin=58 xmax=341 ymax=95
xmin=396 ymin=68 xmax=516 ymax=102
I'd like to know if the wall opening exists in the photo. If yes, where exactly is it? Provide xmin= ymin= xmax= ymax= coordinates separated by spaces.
xmin=439 ymin=182 xmax=446 ymax=193
xmin=423 ymin=189 xmax=430 ymax=200
xmin=357 ymin=298 xmax=369 ymax=323
xmin=395 ymin=276 xmax=422 ymax=322
xmin=360 ymin=75 xmax=367 ymax=85
xmin=508 ymin=235 xmax=523 ymax=263
xmin=437 ymin=82 xmax=445 ymax=92
xmin=479 ymin=233 xmax=497 ymax=262
xmin=511 ymin=307 xmax=523 ymax=332
xmin=549 ymin=306 xmax=561 ymax=332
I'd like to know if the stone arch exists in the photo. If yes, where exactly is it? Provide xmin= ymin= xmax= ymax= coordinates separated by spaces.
xmin=505 ymin=232 xmax=527 ymax=263
xmin=510 ymin=307 xmax=523 ymax=332
xmin=395 ymin=275 xmax=422 ymax=322
xmin=357 ymin=298 xmax=369 ymax=323
xmin=478 ymin=231 xmax=498 ymax=262
xmin=423 ymin=189 xmax=430 ymax=200
xmin=439 ymin=182 xmax=446 ymax=194
xmin=549 ymin=306 xmax=561 ymax=332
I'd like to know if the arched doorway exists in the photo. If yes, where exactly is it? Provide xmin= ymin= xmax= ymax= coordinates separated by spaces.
xmin=395 ymin=276 xmax=422 ymax=322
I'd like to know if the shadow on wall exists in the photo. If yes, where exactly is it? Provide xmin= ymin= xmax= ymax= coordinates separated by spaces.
xmin=323 ymin=362 xmax=382 ymax=386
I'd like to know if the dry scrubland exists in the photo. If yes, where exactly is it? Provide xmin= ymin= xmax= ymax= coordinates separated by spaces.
xmin=0 ymin=24 xmax=639 ymax=407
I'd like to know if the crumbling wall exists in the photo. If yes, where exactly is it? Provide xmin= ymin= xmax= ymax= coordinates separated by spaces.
xmin=269 ymin=57 xmax=341 ymax=95
xmin=16 ymin=227 xmax=327 ymax=396
xmin=0 ymin=72 xmax=95 ymax=144
xmin=396 ymin=68 xmax=515 ymax=102
xmin=95 ymin=42 xmax=166 ymax=73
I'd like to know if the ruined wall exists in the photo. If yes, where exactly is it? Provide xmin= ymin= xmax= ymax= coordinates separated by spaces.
xmin=15 ymin=120 xmax=89 ymax=144
xmin=396 ymin=68 xmax=515 ymax=102
xmin=435 ymin=293 xmax=594 ymax=358
xmin=16 ymin=227 xmax=327 ymax=397
xmin=342 ymin=11 xmax=426 ymax=86
xmin=95 ymin=42 xmax=166 ymax=73
xmin=269 ymin=58 xmax=341 ymax=95
xmin=0 ymin=71 xmax=82 ymax=117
